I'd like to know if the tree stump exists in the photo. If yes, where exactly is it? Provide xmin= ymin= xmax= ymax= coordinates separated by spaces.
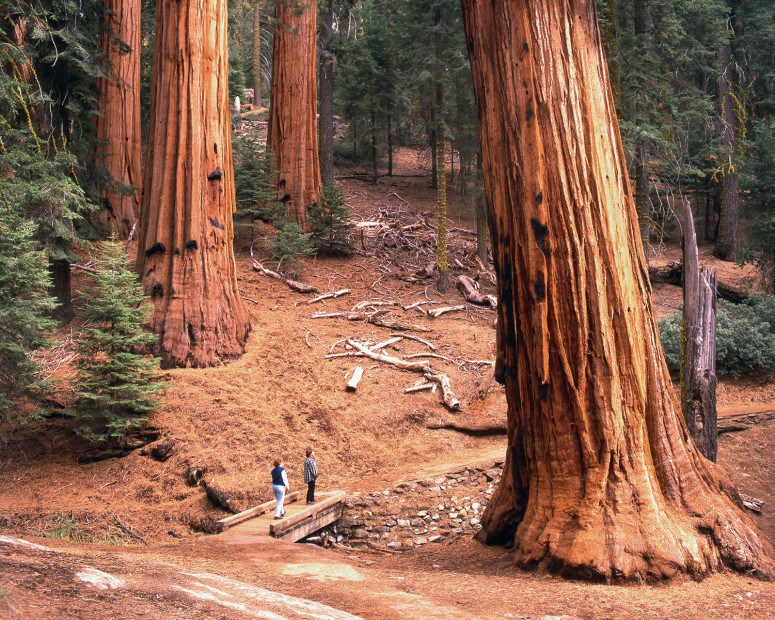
xmin=680 ymin=199 xmax=718 ymax=461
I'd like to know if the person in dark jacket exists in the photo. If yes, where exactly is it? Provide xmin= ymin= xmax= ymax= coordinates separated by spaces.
xmin=271 ymin=458 xmax=290 ymax=519
xmin=303 ymin=448 xmax=318 ymax=505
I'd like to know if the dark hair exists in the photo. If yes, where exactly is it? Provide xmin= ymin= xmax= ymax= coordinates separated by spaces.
xmin=305 ymin=447 xmax=314 ymax=457
xmin=273 ymin=458 xmax=282 ymax=467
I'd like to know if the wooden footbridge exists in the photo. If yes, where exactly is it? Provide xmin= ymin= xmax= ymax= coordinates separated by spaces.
xmin=216 ymin=490 xmax=346 ymax=542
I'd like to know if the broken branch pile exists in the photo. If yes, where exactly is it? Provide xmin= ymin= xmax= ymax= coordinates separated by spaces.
xmin=329 ymin=336 xmax=460 ymax=411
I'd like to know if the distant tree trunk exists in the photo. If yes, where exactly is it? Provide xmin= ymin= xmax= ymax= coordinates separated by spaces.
xmin=370 ymin=108 xmax=379 ymax=183
xmin=387 ymin=114 xmax=393 ymax=177
xmin=714 ymin=30 xmax=740 ymax=261
xmin=599 ymin=0 xmax=620 ymax=111
xmin=95 ymin=0 xmax=141 ymax=239
xmin=49 ymin=259 xmax=72 ymax=319
xmin=268 ymin=0 xmax=321 ymax=228
xmin=429 ymin=121 xmax=437 ymax=190
xmin=135 ymin=0 xmax=250 ymax=368
xmin=435 ymin=104 xmax=449 ymax=294
xmin=461 ymin=0 xmax=775 ymax=581
xmin=475 ymin=159 xmax=488 ymax=266
xmin=253 ymin=3 xmax=263 ymax=109
xmin=681 ymin=199 xmax=718 ymax=462
xmin=633 ymin=0 xmax=650 ymax=251
xmin=318 ymin=0 xmax=335 ymax=185
xmin=10 ymin=17 xmax=33 ymax=87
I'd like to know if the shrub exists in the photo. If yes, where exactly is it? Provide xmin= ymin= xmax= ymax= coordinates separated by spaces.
xmin=233 ymin=138 xmax=283 ymax=229
xmin=269 ymin=220 xmax=315 ymax=278
xmin=658 ymin=294 xmax=775 ymax=377
xmin=68 ymin=238 xmax=165 ymax=441
xmin=309 ymin=182 xmax=354 ymax=255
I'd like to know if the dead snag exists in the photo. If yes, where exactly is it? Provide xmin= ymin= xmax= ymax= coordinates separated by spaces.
xmin=456 ymin=275 xmax=497 ymax=308
xmin=680 ymin=199 xmax=718 ymax=462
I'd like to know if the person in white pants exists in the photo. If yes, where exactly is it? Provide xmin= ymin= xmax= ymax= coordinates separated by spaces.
xmin=271 ymin=458 xmax=290 ymax=519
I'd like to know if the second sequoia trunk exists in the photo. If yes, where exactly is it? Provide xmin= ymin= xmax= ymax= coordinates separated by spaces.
xmin=268 ymin=0 xmax=321 ymax=228
xmin=95 ymin=0 xmax=141 ymax=238
xmin=135 ymin=0 xmax=250 ymax=368
xmin=461 ymin=0 xmax=775 ymax=581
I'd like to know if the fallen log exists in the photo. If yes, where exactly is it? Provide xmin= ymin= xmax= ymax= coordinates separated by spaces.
xmin=352 ymin=300 xmax=398 ymax=311
xmin=346 ymin=367 xmax=364 ymax=391
xmin=456 ymin=275 xmax=497 ymax=308
xmin=406 ymin=353 xmax=454 ymax=363
xmin=390 ymin=333 xmax=435 ymax=351
xmin=426 ymin=423 xmax=507 ymax=436
xmin=740 ymin=493 xmax=764 ymax=514
xmin=312 ymin=311 xmax=347 ymax=319
xmin=345 ymin=339 xmax=460 ymax=410
xmin=372 ymin=336 xmax=403 ymax=351
xmin=424 ymin=370 xmax=460 ymax=410
xmin=346 ymin=339 xmax=428 ymax=371
xmin=405 ymin=383 xmax=434 ymax=393
xmin=407 ymin=263 xmax=437 ymax=281
xmin=367 ymin=316 xmax=432 ymax=332
xmin=252 ymin=260 xmax=319 ymax=294
xmin=252 ymin=260 xmax=283 ymax=280
xmin=113 ymin=515 xmax=148 ymax=545
xmin=308 ymin=289 xmax=350 ymax=304
xmin=717 ymin=410 xmax=775 ymax=434
xmin=285 ymin=279 xmax=318 ymax=294
xmin=204 ymin=482 xmax=237 ymax=514
xmin=427 ymin=305 xmax=466 ymax=318
xmin=648 ymin=260 xmax=749 ymax=304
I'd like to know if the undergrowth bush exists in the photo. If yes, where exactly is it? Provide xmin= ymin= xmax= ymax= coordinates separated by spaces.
xmin=309 ymin=182 xmax=354 ymax=255
xmin=658 ymin=293 xmax=775 ymax=377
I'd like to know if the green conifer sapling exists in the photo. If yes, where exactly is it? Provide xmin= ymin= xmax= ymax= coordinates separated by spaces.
xmin=70 ymin=238 xmax=165 ymax=441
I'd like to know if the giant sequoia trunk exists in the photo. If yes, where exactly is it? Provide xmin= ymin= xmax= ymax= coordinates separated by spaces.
xmin=268 ymin=0 xmax=321 ymax=228
xmin=461 ymin=0 xmax=775 ymax=581
xmin=95 ymin=0 xmax=141 ymax=238
xmin=135 ymin=0 xmax=250 ymax=368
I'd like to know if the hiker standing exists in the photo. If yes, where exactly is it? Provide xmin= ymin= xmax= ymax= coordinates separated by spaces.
xmin=271 ymin=458 xmax=290 ymax=519
xmin=303 ymin=448 xmax=318 ymax=505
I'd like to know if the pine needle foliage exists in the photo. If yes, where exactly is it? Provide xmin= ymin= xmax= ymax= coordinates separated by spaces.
xmin=69 ymin=238 xmax=164 ymax=441
xmin=269 ymin=219 xmax=315 ymax=278
xmin=0 ymin=207 xmax=57 ymax=410
xmin=308 ymin=181 xmax=354 ymax=255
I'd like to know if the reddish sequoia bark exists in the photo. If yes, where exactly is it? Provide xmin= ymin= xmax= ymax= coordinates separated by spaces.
xmin=135 ymin=0 xmax=250 ymax=368
xmin=95 ymin=0 xmax=141 ymax=238
xmin=461 ymin=0 xmax=775 ymax=581
xmin=268 ymin=0 xmax=321 ymax=229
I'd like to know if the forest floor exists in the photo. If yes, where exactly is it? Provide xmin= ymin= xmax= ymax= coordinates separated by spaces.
xmin=2 ymin=132 xmax=775 ymax=619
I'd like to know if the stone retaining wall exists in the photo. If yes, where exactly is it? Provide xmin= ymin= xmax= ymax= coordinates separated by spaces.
xmin=312 ymin=458 xmax=505 ymax=551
